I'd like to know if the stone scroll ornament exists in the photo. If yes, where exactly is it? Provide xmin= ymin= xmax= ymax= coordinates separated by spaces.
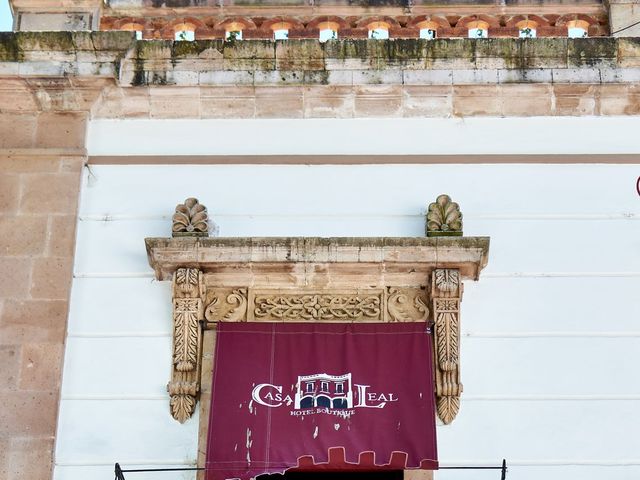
xmin=172 ymin=198 xmax=209 ymax=237
xmin=168 ymin=268 xmax=206 ymax=423
xmin=426 ymin=194 xmax=463 ymax=237
xmin=431 ymin=268 xmax=462 ymax=424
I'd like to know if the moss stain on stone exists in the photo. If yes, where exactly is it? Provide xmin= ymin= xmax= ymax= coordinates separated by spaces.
xmin=0 ymin=33 xmax=23 ymax=61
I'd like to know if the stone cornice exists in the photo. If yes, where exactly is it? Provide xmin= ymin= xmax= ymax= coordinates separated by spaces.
xmin=2 ymin=33 xmax=639 ymax=86
xmin=3 ymin=33 xmax=640 ymax=117
xmin=145 ymin=236 xmax=490 ymax=283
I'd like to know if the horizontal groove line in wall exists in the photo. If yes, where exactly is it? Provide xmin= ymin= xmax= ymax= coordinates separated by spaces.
xmin=482 ymin=272 xmax=640 ymax=278
xmin=440 ymin=460 xmax=640 ymax=467
xmin=65 ymin=331 xmax=640 ymax=339
xmin=72 ymin=272 xmax=640 ymax=279
xmin=60 ymin=394 xmax=640 ymax=401
xmin=55 ymin=460 xmax=195 ymax=467
xmin=67 ymin=332 xmax=172 ymax=338
xmin=463 ymin=395 xmax=640 ymax=401
xmin=62 ymin=394 xmax=166 ymax=400
xmin=73 ymin=272 xmax=155 ymax=279
xmin=463 ymin=332 xmax=640 ymax=338
xmin=77 ymin=213 xmax=640 ymax=221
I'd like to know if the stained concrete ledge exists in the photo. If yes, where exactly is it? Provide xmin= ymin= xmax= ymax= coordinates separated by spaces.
xmin=145 ymin=236 xmax=490 ymax=282
xmin=2 ymin=32 xmax=640 ymax=86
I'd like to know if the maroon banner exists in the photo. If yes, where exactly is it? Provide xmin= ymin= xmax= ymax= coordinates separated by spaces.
xmin=206 ymin=323 xmax=438 ymax=480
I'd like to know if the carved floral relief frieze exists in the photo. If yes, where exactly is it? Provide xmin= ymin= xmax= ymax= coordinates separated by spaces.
xmin=254 ymin=292 xmax=382 ymax=321
xmin=387 ymin=287 xmax=429 ymax=322
xmin=204 ymin=288 xmax=248 ymax=322
xmin=202 ymin=288 xmax=432 ymax=323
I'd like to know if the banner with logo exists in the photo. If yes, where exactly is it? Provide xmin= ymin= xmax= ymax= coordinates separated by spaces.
xmin=206 ymin=322 xmax=438 ymax=479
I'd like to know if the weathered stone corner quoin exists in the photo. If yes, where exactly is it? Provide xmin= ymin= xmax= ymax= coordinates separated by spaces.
xmin=146 ymin=196 xmax=489 ymax=426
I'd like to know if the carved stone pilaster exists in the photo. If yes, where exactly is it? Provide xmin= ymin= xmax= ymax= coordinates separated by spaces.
xmin=431 ymin=268 xmax=462 ymax=425
xmin=169 ymin=268 xmax=205 ymax=423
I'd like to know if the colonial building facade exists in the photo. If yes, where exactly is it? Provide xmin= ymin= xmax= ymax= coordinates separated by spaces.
xmin=1 ymin=0 xmax=639 ymax=480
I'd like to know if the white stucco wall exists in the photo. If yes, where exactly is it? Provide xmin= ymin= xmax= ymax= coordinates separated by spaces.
xmin=55 ymin=159 xmax=640 ymax=480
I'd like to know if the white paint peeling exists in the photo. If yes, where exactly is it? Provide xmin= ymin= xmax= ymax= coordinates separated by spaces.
xmin=313 ymin=426 xmax=319 ymax=439
xmin=334 ymin=424 xmax=340 ymax=431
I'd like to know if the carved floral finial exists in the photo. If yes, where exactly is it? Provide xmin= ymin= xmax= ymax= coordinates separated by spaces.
xmin=172 ymin=198 xmax=209 ymax=237
xmin=426 ymin=194 xmax=463 ymax=237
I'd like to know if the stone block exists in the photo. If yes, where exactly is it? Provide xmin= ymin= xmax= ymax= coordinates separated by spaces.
xmin=20 ymin=173 xmax=80 ymax=215
xmin=276 ymin=40 xmax=324 ymax=71
xmin=35 ymin=112 xmax=87 ymax=149
xmin=551 ymin=68 xmax=602 ymax=84
xmin=200 ymin=86 xmax=256 ymax=119
xmin=617 ymin=38 xmax=640 ymax=67
xmin=352 ymin=69 xmax=403 ymax=85
xmin=7 ymin=437 xmax=54 ymax=480
xmin=47 ymin=215 xmax=77 ymax=258
xmin=30 ymin=257 xmax=73 ymax=300
xmin=402 ymin=85 xmax=453 ymax=118
xmin=354 ymin=85 xmax=403 ymax=117
xmin=59 ymin=156 xmax=85 ymax=174
xmin=600 ymin=67 xmax=640 ymax=83
xmin=223 ymin=40 xmax=275 ymax=60
xmin=0 ymin=391 xmax=57 ymax=436
xmin=453 ymin=85 xmax=501 ymax=116
xmin=255 ymin=87 xmax=303 ymax=118
xmin=149 ymin=87 xmax=201 ymax=118
xmin=19 ymin=343 xmax=63 ymax=391
xmin=198 ymin=70 xmax=255 ymax=86
xmin=500 ymin=84 xmax=553 ymax=116
xmin=0 ymin=346 xmax=20 ymax=390
xmin=303 ymin=86 xmax=355 ymax=118
xmin=0 ymin=176 xmax=20 ymax=214
xmin=402 ymin=70 xmax=452 ymax=85
xmin=0 ymin=300 xmax=67 ymax=345
xmin=253 ymin=70 xmax=305 ymax=86
xmin=0 ymin=156 xmax=60 ymax=174
xmin=497 ymin=68 xmax=553 ymax=83
xmin=0 ymin=216 xmax=47 ymax=256
xmin=0 ymin=115 xmax=37 ymax=149
xmin=567 ymin=38 xmax=617 ymax=68
xmin=553 ymin=87 xmax=597 ymax=115
xmin=0 ymin=258 xmax=31 ymax=299
xmin=599 ymin=85 xmax=640 ymax=114
xmin=452 ymin=69 xmax=499 ymax=85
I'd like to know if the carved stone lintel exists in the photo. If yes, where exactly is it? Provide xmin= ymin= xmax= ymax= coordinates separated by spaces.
xmin=426 ymin=194 xmax=463 ymax=237
xmin=203 ymin=289 xmax=434 ymax=323
xmin=431 ymin=268 xmax=462 ymax=424
xmin=168 ymin=267 xmax=205 ymax=423
xmin=254 ymin=293 xmax=382 ymax=321
xmin=172 ymin=198 xmax=209 ymax=237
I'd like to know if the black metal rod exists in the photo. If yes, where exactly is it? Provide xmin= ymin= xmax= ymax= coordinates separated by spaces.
xmin=440 ymin=466 xmax=503 ymax=469
xmin=115 ymin=462 xmax=507 ymax=476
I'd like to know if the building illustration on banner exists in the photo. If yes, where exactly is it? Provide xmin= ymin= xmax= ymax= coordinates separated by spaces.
xmin=295 ymin=373 xmax=353 ymax=409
